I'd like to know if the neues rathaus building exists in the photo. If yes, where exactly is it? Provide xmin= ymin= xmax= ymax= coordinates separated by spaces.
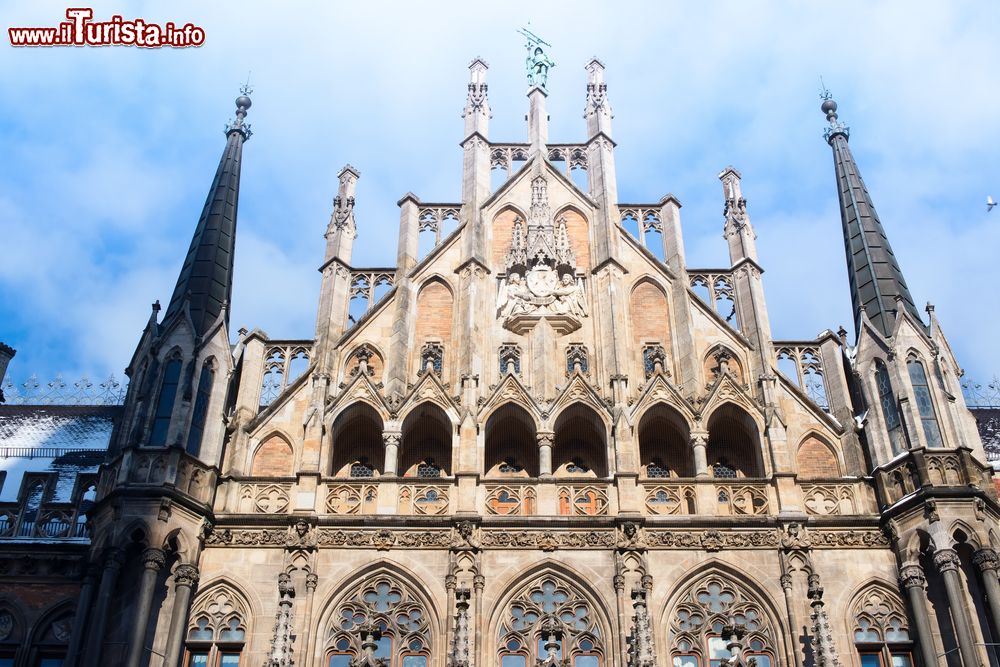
xmin=1 ymin=41 xmax=999 ymax=667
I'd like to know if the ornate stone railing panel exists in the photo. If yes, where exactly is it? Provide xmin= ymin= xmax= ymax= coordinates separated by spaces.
xmin=876 ymin=447 xmax=996 ymax=507
xmin=484 ymin=484 xmax=536 ymax=516
xmin=0 ymin=503 xmax=89 ymax=541
xmin=715 ymin=483 xmax=769 ymax=516
xmin=801 ymin=482 xmax=868 ymax=515
xmin=118 ymin=448 xmax=216 ymax=505
xmin=235 ymin=482 xmax=292 ymax=514
xmin=557 ymin=484 xmax=610 ymax=516
xmin=642 ymin=483 xmax=697 ymax=515
xmin=398 ymin=482 xmax=451 ymax=515
xmin=325 ymin=482 xmax=378 ymax=515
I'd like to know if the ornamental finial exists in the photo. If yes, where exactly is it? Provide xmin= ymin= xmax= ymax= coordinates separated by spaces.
xmin=819 ymin=78 xmax=848 ymax=142
xmin=227 ymin=78 xmax=253 ymax=140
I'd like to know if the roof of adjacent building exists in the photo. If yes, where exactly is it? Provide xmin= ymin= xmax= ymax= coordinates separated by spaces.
xmin=0 ymin=405 xmax=117 ymax=502
xmin=971 ymin=407 xmax=1000 ymax=462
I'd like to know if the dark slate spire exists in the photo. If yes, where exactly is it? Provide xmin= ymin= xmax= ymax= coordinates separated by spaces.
xmin=163 ymin=86 xmax=253 ymax=337
xmin=822 ymin=91 xmax=921 ymax=339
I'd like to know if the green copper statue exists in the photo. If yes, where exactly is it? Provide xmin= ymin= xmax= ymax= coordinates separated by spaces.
xmin=518 ymin=27 xmax=555 ymax=92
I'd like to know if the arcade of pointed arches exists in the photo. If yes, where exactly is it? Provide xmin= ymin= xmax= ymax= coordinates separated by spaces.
xmin=322 ymin=397 xmax=766 ymax=481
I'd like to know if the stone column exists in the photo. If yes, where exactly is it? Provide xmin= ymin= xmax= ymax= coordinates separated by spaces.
xmin=538 ymin=432 xmax=554 ymax=477
xmin=613 ymin=564 xmax=627 ymax=667
xmin=899 ymin=564 xmax=938 ymax=667
xmin=65 ymin=563 xmax=100 ymax=667
xmin=934 ymin=549 xmax=981 ymax=667
xmin=82 ymin=547 xmax=124 ymax=666
xmin=779 ymin=573 xmax=804 ymax=667
xmin=124 ymin=548 xmax=167 ymax=667
xmin=301 ymin=573 xmax=320 ymax=664
xmin=162 ymin=563 xmax=200 ymax=667
xmin=473 ymin=573 xmax=485 ymax=667
xmin=383 ymin=432 xmax=401 ymax=477
xmin=691 ymin=434 xmax=709 ymax=478
xmin=974 ymin=549 xmax=1000 ymax=641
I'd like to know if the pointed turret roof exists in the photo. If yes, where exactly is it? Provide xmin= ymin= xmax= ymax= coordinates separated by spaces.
xmin=163 ymin=87 xmax=252 ymax=337
xmin=822 ymin=92 xmax=921 ymax=339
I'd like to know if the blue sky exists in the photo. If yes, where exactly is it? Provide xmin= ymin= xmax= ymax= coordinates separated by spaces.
xmin=1 ymin=1 xmax=998 ymax=389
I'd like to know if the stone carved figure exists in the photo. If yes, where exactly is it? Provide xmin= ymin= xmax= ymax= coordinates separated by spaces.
xmin=496 ymin=176 xmax=587 ymax=334
xmin=286 ymin=519 xmax=316 ymax=549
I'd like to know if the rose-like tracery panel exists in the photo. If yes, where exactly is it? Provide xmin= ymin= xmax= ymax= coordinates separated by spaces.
xmin=496 ymin=575 xmax=606 ymax=667
xmin=186 ymin=584 xmax=250 ymax=667
xmin=327 ymin=576 xmax=431 ymax=667
xmin=667 ymin=574 xmax=776 ymax=667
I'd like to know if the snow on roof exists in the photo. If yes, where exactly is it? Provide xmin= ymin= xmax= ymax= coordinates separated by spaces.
xmin=0 ymin=405 xmax=117 ymax=502
xmin=971 ymin=407 xmax=1000 ymax=463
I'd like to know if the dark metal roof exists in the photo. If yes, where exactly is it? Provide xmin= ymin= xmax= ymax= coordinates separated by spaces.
xmin=162 ymin=94 xmax=251 ymax=337
xmin=825 ymin=103 xmax=922 ymax=339
xmin=971 ymin=407 xmax=1000 ymax=462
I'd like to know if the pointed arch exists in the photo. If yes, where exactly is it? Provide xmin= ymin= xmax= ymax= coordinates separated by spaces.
xmin=0 ymin=596 xmax=27 ymax=655
xmin=491 ymin=204 xmax=530 ymax=270
xmin=24 ymin=598 xmax=76 ymax=665
xmin=553 ymin=402 xmax=608 ymax=478
xmin=486 ymin=402 xmax=539 ymax=477
xmin=795 ymin=433 xmax=841 ymax=479
xmin=630 ymin=278 xmax=673 ymax=377
xmin=186 ymin=579 xmax=254 ymax=666
xmin=638 ymin=401 xmax=694 ymax=478
xmin=330 ymin=402 xmax=385 ymax=478
xmin=313 ymin=561 xmax=442 ymax=666
xmin=488 ymin=560 xmax=615 ymax=667
xmin=400 ymin=401 xmax=453 ymax=477
xmin=343 ymin=342 xmax=386 ymax=384
xmin=705 ymin=402 xmax=764 ymax=478
xmin=845 ymin=579 xmax=915 ymax=666
xmin=251 ymin=432 xmax=295 ymax=477
xmin=660 ymin=561 xmax=786 ymax=667
xmin=415 ymin=277 xmax=454 ymax=378
xmin=703 ymin=344 xmax=744 ymax=385
xmin=553 ymin=204 xmax=591 ymax=272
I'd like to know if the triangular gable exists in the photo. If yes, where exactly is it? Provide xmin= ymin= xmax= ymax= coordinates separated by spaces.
xmin=482 ymin=153 xmax=597 ymax=218
xmin=396 ymin=370 xmax=458 ymax=421
xmin=628 ymin=373 xmax=697 ymax=427
xmin=548 ymin=373 xmax=609 ymax=426
xmin=699 ymin=371 xmax=764 ymax=423
xmin=617 ymin=225 xmax=678 ymax=282
xmin=477 ymin=373 xmax=543 ymax=423
xmin=326 ymin=369 xmax=388 ymax=421
xmin=773 ymin=372 xmax=845 ymax=434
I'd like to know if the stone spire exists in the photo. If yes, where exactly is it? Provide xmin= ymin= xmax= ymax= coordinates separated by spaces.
xmin=627 ymin=588 xmax=657 ymax=667
xmin=463 ymin=58 xmax=490 ymax=139
xmin=324 ymin=165 xmax=360 ymax=263
xmin=822 ymin=90 xmax=921 ymax=339
xmin=584 ymin=58 xmax=612 ymax=137
xmin=807 ymin=573 xmax=842 ymax=667
xmin=163 ymin=87 xmax=252 ymax=337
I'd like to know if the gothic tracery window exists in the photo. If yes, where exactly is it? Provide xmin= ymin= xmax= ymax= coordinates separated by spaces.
xmin=668 ymin=574 xmax=776 ymax=667
xmin=496 ymin=577 xmax=605 ymax=667
xmin=186 ymin=586 xmax=250 ymax=667
xmin=187 ymin=360 xmax=215 ymax=456
xmin=150 ymin=356 xmax=182 ymax=446
xmin=906 ymin=358 xmax=943 ymax=448
xmin=874 ymin=360 xmax=906 ymax=455
xmin=500 ymin=344 xmax=522 ymax=376
xmin=327 ymin=577 xmax=430 ymax=667
xmin=851 ymin=587 xmax=913 ymax=667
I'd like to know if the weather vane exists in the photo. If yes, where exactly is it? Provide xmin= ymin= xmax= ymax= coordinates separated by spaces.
xmin=517 ymin=27 xmax=555 ymax=93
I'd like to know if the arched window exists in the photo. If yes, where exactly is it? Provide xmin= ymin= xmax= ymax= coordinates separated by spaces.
xmin=485 ymin=404 xmax=539 ymax=478
xmin=706 ymin=405 xmax=763 ymax=478
xmin=400 ymin=403 xmax=452 ymax=478
xmin=553 ymin=404 xmax=607 ymax=478
xmin=331 ymin=404 xmax=384 ymax=478
xmin=874 ymin=360 xmax=905 ymax=455
xmin=327 ymin=576 xmax=431 ymax=667
xmin=850 ymin=586 xmax=913 ymax=667
xmin=667 ymin=574 xmax=777 ymax=667
xmin=27 ymin=606 xmax=74 ymax=667
xmin=906 ymin=359 xmax=943 ymax=447
xmin=638 ymin=404 xmax=693 ymax=478
xmin=260 ymin=350 xmax=285 ymax=408
xmin=496 ymin=576 xmax=606 ymax=667
xmin=150 ymin=358 xmax=182 ymax=446
xmin=186 ymin=587 xmax=249 ymax=667
xmin=187 ymin=361 xmax=215 ymax=456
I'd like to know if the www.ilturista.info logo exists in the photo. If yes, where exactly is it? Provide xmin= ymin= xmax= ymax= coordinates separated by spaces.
xmin=8 ymin=8 xmax=205 ymax=48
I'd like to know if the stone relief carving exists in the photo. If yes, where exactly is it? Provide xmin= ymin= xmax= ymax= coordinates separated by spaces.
xmin=496 ymin=176 xmax=587 ymax=334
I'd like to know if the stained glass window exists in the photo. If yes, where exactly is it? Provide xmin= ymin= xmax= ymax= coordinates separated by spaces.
xmin=187 ymin=363 xmax=214 ymax=456
xmin=906 ymin=360 xmax=942 ymax=447
xmin=150 ymin=358 xmax=182 ymax=446
xmin=875 ymin=361 xmax=905 ymax=454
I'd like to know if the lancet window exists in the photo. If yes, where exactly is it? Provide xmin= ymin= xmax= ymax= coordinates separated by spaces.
xmin=150 ymin=356 xmax=182 ymax=446
xmin=187 ymin=359 xmax=214 ymax=456
xmin=500 ymin=344 xmax=522 ymax=376
xmin=668 ymin=574 xmax=776 ymax=667
xmin=186 ymin=587 xmax=250 ymax=667
xmin=851 ymin=587 xmax=913 ymax=667
xmin=420 ymin=343 xmax=444 ymax=376
xmin=566 ymin=344 xmax=589 ymax=375
xmin=874 ymin=360 xmax=906 ymax=455
xmin=496 ymin=577 xmax=605 ymax=667
xmin=906 ymin=358 xmax=943 ymax=447
xmin=327 ymin=577 xmax=431 ymax=667
xmin=259 ymin=345 xmax=311 ymax=408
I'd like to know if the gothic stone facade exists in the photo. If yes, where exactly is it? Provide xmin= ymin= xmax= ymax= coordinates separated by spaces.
xmin=2 ymin=55 xmax=998 ymax=667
